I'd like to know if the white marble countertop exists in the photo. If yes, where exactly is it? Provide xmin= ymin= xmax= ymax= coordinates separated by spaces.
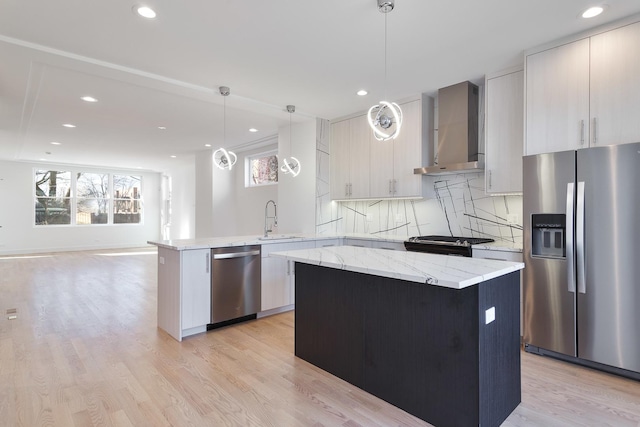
xmin=147 ymin=233 xmax=522 ymax=253
xmin=146 ymin=234 xmax=334 ymax=250
xmin=271 ymin=246 xmax=524 ymax=289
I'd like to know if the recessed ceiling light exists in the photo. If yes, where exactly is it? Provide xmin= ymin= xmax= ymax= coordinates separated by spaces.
xmin=81 ymin=96 xmax=98 ymax=103
xmin=249 ymin=128 xmax=258 ymax=133
xmin=134 ymin=5 xmax=156 ymax=19
xmin=582 ymin=6 xmax=605 ymax=18
xmin=50 ymin=141 xmax=61 ymax=145
xmin=357 ymin=89 xmax=368 ymax=96
xmin=63 ymin=124 xmax=76 ymax=128
xmin=39 ymin=158 xmax=47 ymax=161
xmin=158 ymin=126 xmax=167 ymax=130
xmin=205 ymin=144 xmax=212 ymax=147
xmin=170 ymin=155 xmax=177 ymax=158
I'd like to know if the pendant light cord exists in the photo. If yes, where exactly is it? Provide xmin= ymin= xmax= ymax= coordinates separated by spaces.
xmin=384 ymin=10 xmax=388 ymax=100
xmin=223 ymin=95 xmax=226 ymax=145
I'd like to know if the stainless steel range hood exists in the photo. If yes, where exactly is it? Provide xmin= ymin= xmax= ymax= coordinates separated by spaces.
xmin=414 ymin=81 xmax=482 ymax=175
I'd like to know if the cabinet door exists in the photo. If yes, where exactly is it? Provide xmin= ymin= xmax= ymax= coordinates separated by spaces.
xmin=369 ymin=125 xmax=394 ymax=198
xmin=393 ymin=99 xmax=422 ymax=197
xmin=486 ymin=70 xmax=524 ymax=194
xmin=261 ymin=256 xmax=290 ymax=311
xmin=181 ymin=249 xmax=211 ymax=330
xmin=330 ymin=120 xmax=351 ymax=199
xmin=349 ymin=115 xmax=371 ymax=199
xmin=525 ymin=38 xmax=590 ymax=155
xmin=590 ymin=21 xmax=640 ymax=147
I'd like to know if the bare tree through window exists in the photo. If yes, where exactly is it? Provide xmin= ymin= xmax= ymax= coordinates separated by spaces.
xmin=113 ymin=175 xmax=142 ymax=224
xmin=35 ymin=170 xmax=71 ymax=225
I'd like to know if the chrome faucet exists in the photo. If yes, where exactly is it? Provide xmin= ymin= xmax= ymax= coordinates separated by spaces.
xmin=264 ymin=200 xmax=277 ymax=237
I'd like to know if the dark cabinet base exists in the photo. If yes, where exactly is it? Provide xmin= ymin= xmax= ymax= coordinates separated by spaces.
xmin=295 ymin=264 xmax=521 ymax=427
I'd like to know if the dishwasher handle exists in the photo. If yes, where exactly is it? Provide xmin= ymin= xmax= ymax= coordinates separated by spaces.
xmin=212 ymin=249 xmax=260 ymax=260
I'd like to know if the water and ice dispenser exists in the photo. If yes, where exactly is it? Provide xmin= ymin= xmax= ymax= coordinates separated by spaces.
xmin=531 ymin=214 xmax=566 ymax=258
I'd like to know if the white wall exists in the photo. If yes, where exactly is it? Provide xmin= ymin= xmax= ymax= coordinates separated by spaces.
xmin=163 ymin=158 xmax=195 ymax=240
xmin=0 ymin=159 xmax=162 ymax=255
xmin=193 ymin=143 xmax=280 ymax=238
xmin=195 ymin=151 xmax=215 ymax=238
xmin=234 ymin=144 xmax=278 ymax=236
xmin=277 ymin=119 xmax=317 ymax=234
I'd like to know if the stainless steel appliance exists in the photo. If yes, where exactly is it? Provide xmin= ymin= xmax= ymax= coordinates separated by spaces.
xmin=210 ymin=245 xmax=261 ymax=324
xmin=414 ymin=81 xmax=483 ymax=175
xmin=523 ymin=142 xmax=640 ymax=377
xmin=404 ymin=235 xmax=494 ymax=257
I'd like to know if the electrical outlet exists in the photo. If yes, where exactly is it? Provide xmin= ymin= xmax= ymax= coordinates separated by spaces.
xmin=485 ymin=307 xmax=495 ymax=325
xmin=366 ymin=213 xmax=373 ymax=222
xmin=159 ymin=256 xmax=165 ymax=265
xmin=507 ymin=213 xmax=519 ymax=224
xmin=395 ymin=214 xmax=404 ymax=223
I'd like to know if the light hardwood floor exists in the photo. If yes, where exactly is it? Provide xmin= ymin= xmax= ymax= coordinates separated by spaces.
xmin=1 ymin=248 xmax=638 ymax=427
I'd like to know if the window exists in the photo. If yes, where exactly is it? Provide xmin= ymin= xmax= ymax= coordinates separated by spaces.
xmin=34 ymin=169 xmax=143 ymax=226
xmin=76 ymin=172 xmax=109 ymax=224
xmin=113 ymin=175 xmax=142 ymax=224
xmin=35 ymin=170 xmax=72 ymax=225
xmin=247 ymin=152 xmax=278 ymax=187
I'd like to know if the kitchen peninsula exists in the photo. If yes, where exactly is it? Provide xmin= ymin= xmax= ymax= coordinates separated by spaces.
xmin=271 ymin=246 xmax=524 ymax=427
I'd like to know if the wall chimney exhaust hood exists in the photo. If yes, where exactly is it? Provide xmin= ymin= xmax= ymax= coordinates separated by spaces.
xmin=414 ymin=81 xmax=482 ymax=175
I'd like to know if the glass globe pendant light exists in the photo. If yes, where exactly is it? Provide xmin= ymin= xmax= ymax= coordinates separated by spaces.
xmin=280 ymin=105 xmax=301 ymax=177
xmin=213 ymin=86 xmax=238 ymax=170
xmin=367 ymin=0 xmax=403 ymax=141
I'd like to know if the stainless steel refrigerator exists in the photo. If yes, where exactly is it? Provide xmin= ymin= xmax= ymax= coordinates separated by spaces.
xmin=523 ymin=142 xmax=640 ymax=376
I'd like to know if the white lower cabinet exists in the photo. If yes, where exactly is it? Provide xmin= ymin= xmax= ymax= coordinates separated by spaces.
xmin=343 ymin=238 xmax=373 ymax=248
xmin=261 ymin=241 xmax=315 ymax=311
xmin=181 ymin=249 xmax=211 ymax=330
xmin=315 ymin=238 xmax=343 ymax=248
xmin=344 ymin=238 xmax=404 ymax=251
xmin=157 ymin=247 xmax=210 ymax=341
xmin=369 ymin=240 xmax=405 ymax=251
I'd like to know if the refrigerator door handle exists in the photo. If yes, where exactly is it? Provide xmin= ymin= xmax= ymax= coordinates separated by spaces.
xmin=566 ymin=182 xmax=576 ymax=293
xmin=576 ymin=181 xmax=586 ymax=294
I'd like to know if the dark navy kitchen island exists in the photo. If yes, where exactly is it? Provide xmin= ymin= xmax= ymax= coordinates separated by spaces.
xmin=272 ymin=246 xmax=524 ymax=427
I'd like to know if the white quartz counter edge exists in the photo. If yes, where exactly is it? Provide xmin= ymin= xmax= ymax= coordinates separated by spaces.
xmin=147 ymin=233 xmax=405 ymax=251
xmin=271 ymin=246 xmax=524 ymax=290
xmin=148 ymin=234 xmax=522 ymax=253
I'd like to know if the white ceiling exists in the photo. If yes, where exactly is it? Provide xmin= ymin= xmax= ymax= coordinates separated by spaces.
xmin=2 ymin=0 xmax=640 ymax=172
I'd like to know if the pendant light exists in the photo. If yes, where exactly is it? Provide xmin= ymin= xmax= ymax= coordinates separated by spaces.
xmin=367 ymin=0 xmax=403 ymax=141
xmin=280 ymin=104 xmax=301 ymax=177
xmin=213 ymin=86 xmax=238 ymax=170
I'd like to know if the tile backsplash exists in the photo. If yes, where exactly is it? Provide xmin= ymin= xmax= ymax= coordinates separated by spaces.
xmin=317 ymin=172 xmax=522 ymax=245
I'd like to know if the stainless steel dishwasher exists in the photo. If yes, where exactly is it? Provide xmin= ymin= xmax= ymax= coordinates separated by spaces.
xmin=210 ymin=245 xmax=261 ymax=324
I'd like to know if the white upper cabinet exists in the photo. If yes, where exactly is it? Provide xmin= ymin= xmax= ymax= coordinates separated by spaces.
xmin=391 ymin=99 xmax=423 ymax=198
xmin=332 ymin=96 xmax=431 ymax=200
xmin=370 ymin=99 xmax=422 ymax=198
xmin=349 ymin=115 xmax=372 ymax=199
xmin=330 ymin=116 xmax=370 ymax=199
xmin=590 ymin=21 xmax=640 ymax=146
xmin=485 ymin=68 xmax=524 ymax=194
xmin=525 ymin=38 xmax=590 ymax=155
xmin=525 ymin=19 xmax=640 ymax=155
xmin=330 ymin=119 xmax=352 ymax=199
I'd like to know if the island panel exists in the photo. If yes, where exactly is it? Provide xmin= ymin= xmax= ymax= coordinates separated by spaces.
xmin=295 ymin=263 xmax=520 ymax=427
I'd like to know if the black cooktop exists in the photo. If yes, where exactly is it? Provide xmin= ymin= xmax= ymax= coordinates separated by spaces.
xmin=404 ymin=235 xmax=495 ymax=257
xmin=406 ymin=235 xmax=495 ymax=246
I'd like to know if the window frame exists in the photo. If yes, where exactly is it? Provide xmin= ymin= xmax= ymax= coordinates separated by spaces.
xmin=33 ymin=168 xmax=144 ymax=227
